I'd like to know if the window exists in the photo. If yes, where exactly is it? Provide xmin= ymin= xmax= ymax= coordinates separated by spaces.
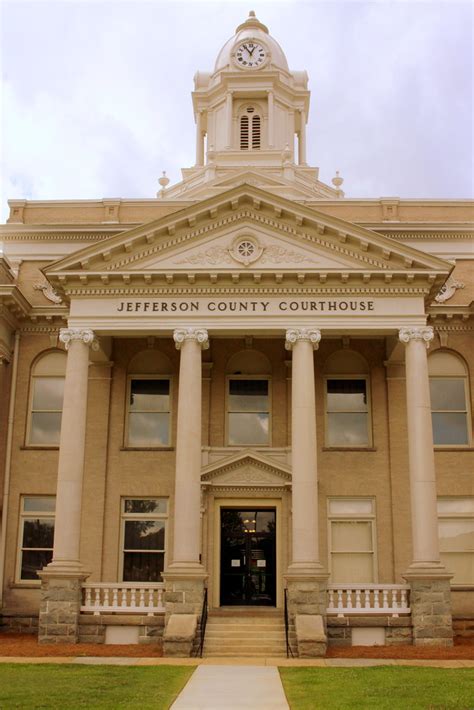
xmin=121 ymin=498 xmax=167 ymax=582
xmin=240 ymin=107 xmax=261 ymax=150
xmin=328 ymin=498 xmax=376 ymax=583
xmin=127 ymin=377 xmax=171 ymax=447
xmin=227 ymin=377 xmax=270 ymax=446
xmin=28 ymin=351 xmax=66 ymax=445
xmin=438 ymin=498 xmax=474 ymax=585
xmin=323 ymin=349 xmax=371 ymax=447
xmin=17 ymin=496 xmax=55 ymax=581
xmin=429 ymin=351 xmax=470 ymax=446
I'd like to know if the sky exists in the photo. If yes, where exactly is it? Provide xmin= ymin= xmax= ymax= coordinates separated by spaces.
xmin=1 ymin=0 xmax=472 ymax=221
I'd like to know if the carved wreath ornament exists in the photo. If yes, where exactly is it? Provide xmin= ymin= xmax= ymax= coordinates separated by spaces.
xmin=33 ymin=279 xmax=63 ymax=304
xmin=177 ymin=236 xmax=314 ymax=267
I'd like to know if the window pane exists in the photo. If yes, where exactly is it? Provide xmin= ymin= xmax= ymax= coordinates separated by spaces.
xmin=130 ymin=379 xmax=169 ymax=412
xmin=440 ymin=552 xmax=474 ymax=584
xmin=20 ymin=550 xmax=53 ymax=580
xmin=23 ymin=497 xmax=55 ymax=513
xmin=22 ymin=519 xmax=55 ymax=548
xmin=327 ymin=413 xmax=369 ymax=446
xmin=332 ymin=522 xmax=372 ymax=551
xmin=329 ymin=499 xmax=373 ymax=515
xmin=124 ymin=499 xmax=167 ymax=515
xmin=228 ymin=412 xmax=269 ymax=445
xmin=123 ymin=552 xmax=164 ymax=582
xmin=432 ymin=413 xmax=468 ymax=445
xmin=128 ymin=412 xmax=169 ymax=446
xmin=331 ymin=553 xmax=374 ymax=583
xmin=438 ymin=520 xmax=474 ymax=552
xmin=430 ymin=379 xmax=466 ymax=411
xmin=124 ymin=520 xmax=165 ymax=551
xmin=32 ymin=377 xmax=64 ymax=410
xmin=438 ymin=498 xmax=474 ymax=515
xmin=229 ymin=379 xmax=268 ymax=412
xmin=327 ymin=380 xmax=367 ymax=412
xmin=30 ymin=412 xmax=62 ymax=445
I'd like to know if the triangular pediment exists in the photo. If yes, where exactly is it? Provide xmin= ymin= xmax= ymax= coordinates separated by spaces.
xmin=201 ymin=451 xmax=291 ymax=487
xmin=44 ymin=185 xmax=451 ymax=282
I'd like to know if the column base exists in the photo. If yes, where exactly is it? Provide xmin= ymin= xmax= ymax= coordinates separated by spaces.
xmin=162 ymin=566 xmax=208 ymax=619
xmin=403 ymin=567 xmax=454 ymax=647
xmin=285 ymin=568 xmax=329 ymax=617
xmin=38 ymin=568 xmax=89 ymax=644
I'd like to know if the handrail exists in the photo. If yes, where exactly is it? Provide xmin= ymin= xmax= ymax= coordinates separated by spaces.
xmin=284 ymin=588 xmax=294 ymax=658
xmin=197 ymin=587 xmax=208 ymax=658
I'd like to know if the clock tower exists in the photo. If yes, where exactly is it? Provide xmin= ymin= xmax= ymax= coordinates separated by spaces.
xmin=164 ymin=11 xmax=342 ymax=200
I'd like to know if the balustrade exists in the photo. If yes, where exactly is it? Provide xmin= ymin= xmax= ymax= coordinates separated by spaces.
xmin=81 ymin=583 xmax=165 ymax=615
xmin=326 ymin=584 xmax=410 ymax=617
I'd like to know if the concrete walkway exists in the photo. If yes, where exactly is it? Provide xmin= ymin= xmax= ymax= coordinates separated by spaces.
xmin=170 ymin=665 xmax=289 ymax=710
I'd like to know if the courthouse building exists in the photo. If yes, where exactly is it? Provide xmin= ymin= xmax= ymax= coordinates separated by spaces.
xmin=0 ymin=13 xmax=472 ymax=655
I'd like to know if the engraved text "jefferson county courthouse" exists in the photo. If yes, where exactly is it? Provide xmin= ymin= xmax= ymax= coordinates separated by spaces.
xmin=116 ymin=299 xmax=376 ymax=313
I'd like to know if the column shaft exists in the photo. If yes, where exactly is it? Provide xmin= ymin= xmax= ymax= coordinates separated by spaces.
xmin=171 ymin=328 xmax=208 ymax=567
xmin=195 ymin=112 xmax=204 ymax=166
xmin=267 ymin=91 xmax=274 ymax=148
xmin=286 ymin=328 xmax=321 ymax=571
xmin=400 ymin=327 xmax=440 ymax=566
xmin=50 ymin=329 xmax=96 ymax=570
xmin=298 ymin=110 xmax=307 ymax=165
xmin=226 ymin=92 xmax=233 ymax=148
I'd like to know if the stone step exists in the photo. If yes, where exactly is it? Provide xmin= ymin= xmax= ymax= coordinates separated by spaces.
xmin=206 ymin=617 xmax=285 ymax=625
xmin=206 ymin=630 xmax=289 ymax=640
xmin=204 ymin=642 xmax=287 ymax=653
xmin=203 ymin=649 xmax=288 ymax=658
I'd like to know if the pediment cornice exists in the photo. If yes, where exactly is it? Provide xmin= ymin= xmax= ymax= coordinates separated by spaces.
xmin=43 ymin=185 xmax=452 ymax=304
xmin=201 ymin=450 xmax=291 ymax=488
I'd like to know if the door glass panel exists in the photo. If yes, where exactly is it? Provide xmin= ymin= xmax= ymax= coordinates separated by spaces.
xmin=220 ymin=508 xmax=276 ymax=606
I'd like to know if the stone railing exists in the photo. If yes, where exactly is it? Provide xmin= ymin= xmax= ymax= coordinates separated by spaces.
xmin=327 ymin=584 xmax=410 ymax=617
xmin=81 ymin=583 xmax=165 ymax=615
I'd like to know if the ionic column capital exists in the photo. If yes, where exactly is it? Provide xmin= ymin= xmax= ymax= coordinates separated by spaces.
xmin=59 ymin=328 xmax=99 ymax=351
xmin=285 ymin=328 xmax=321 ymax=351
xmin=399 ymin=326 xmax=434 ymax=348
xmin=173 ymin=327 xmax=209 ymax=350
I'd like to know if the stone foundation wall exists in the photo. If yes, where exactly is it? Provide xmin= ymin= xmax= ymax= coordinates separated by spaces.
xmin=39 ymin=576 xmax=83 ymax=644
xmin=163 ymin=578 xmax=205 ymax=619
xmin=78 ymin=614 xmax=164 ymax=644
xmin=0 ymin=614 xmax=39 ymax=634
xmin=453 ymin=616 xmax=474 ymax=643
xmin=327 ymin=616 xmax=413 ymax=646
xmin=286 ymin=579 xmax=327 ymax=619
xmin=410 ymin=578 xmax=453 ymax=647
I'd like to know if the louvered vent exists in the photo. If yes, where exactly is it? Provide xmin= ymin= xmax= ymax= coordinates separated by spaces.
xmin=252 ymin=115 xmax=261 ymax=149
xmin=240 ymin=115 xmax=249 ymax=150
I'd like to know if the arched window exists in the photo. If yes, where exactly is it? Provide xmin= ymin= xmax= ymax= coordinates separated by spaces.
xmin=428 ymin=351 xmax=470 ymax=446
xmin=28 ymin=351 xmax=66 ymax=446
xmin=126 ymin=350 xmax=172 ymax=448
xmin=240 ymin=107 xmax=261 ymax=150
xmin=226 ymin=350 xmax=271 ymax=446
xmin=323 ymin=350 xmax=371 ymax=447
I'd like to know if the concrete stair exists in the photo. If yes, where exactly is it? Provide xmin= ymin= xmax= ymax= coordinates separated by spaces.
xmin=203 ymin=611 xmax=295 ymax=658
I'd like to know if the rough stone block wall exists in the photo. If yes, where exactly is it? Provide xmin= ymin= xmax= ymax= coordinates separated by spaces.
xmin=0 ymin=614 xmax=39 ymax=635
xmin=78 ymin=614 xmax=164 ymax=645
xmin=164 ymin=579 xmax=205 ymax=619
xmin=453 ymin=616 xmax=474 ymax=643
xmin=38 ymin=577 xmax=83 ymax=644
xmin=410 ymin=579 xmax=453 ymax=647
xmin=327 ymin=615 xmax=413 ymax=646
xmin=286 ymin=580 xmax=327 ymax=620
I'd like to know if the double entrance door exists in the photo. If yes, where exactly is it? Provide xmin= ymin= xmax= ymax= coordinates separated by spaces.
xmin=220 ymin=508 xmax=276 ymax=606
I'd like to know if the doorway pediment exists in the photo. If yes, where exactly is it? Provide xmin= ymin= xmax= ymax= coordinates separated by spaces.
xmin=201 ymin=451 xmax=291 ymax=488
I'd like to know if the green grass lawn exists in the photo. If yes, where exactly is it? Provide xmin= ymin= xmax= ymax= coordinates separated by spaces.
xmin=0 ymin=663 xmax=195 ymax=709
xmin=279 ymin=666 xmax=474 ymax=710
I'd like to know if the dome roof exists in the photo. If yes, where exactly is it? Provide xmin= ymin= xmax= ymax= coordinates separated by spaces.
xmin=214 ymin=11 xmax=289 ymax=73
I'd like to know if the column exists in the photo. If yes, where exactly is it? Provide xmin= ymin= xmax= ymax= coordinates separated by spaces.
xmin=267 ymin=90 xmax=274 ymax=148
xmin=195 ymin=111 xmax=204 ymax=166
xmin=163 ymin=328 xmax=208 ymax=656
xmin=285 ymin=329 xmax=328 ymax=657
xmin=39 ymin=327 xmax=98 ymax=644
xmin=225 ymin=92 xmax=233 ymax=148
xmin=298 ymin=109 xmax=307 ymax=165
xmin=399 ymin=326 xmax=453 ymax=646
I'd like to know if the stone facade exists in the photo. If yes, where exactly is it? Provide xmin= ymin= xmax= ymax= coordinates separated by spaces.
xmin=409 ymin=578 xmax=454 ymax=647
xmin=327 ymin=616 xmax=413 ymax=646
xmin=38 ymin=574 xmax=86 ymax=644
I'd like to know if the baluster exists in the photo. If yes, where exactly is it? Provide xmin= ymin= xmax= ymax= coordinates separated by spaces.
xmin=401 ymin=589 xmax=408 ymax=610
xmin=328 ymin=589 xmax=335 ymax=610
xmin=112 ymin=587 xmax=119 ymax=609
xmin=84 ymin=587 xmax=91 ymax=608
xmin=93 ymin=587 xmax=101 ymax=616
xmin=346 ymin=588 xmax=353 ymax=610
xmin=120 ymin=587 xmax=127 ymax=608
xmin=139 ymin=588 xmax=145 ymax=608
xmin=131 ymin=588 xmax=137 ymax=610
xmin=355 ymin=588 xmax=362 ymax=609
xmin=382 ymin=589 xmax=389 ymax=610
xmin=104 ymin=587 xmax=110 ymax=609
xmin=364 ymin=589 xmax=370 ymax=610
xmin=391 ymin=589 xmax=399 ymax=617
xmin=374 ymin=588 xmax=380 ymax=610
xmin=157 ymin=587 xmax=164 ymax=611
xmin=337 ymin=589 xmax=344 ymax=618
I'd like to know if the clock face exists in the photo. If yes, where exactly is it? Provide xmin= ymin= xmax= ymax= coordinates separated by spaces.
xmin=235 ymin=41 xmax=267 ymax=69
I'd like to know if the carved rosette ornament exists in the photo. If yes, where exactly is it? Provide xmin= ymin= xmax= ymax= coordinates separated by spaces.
xmin=398 ymin=326 xmax=434 ymax=348
xmin=285 ymin=328 xmax=322 ymax=351
xmin=59 ymin=328 xmax=99 ymax=351
xmin=173 ymin=327 xmax=209 ymax=350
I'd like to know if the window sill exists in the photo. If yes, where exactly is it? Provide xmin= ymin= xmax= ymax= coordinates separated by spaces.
xmin=20 ymin=445 xmax=59 ymax=451
xmin=9 ymin=582 xmax=41 ymax=589
xmin=120 ymin=447 xmax=175 ymax=452
xmin=434 ymin=447 xmax=474 ymax=451
xmin=322 ymin=447 xmax=377 ymax=452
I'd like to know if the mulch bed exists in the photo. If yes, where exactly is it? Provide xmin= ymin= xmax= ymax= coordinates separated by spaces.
xmin=0 ymin=633 xmax=473 ymax=659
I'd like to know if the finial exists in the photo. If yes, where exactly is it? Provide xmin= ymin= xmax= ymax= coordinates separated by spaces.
xmin=332 ymin=170 xmax=344 ymax=198
xmin=249 ymin=10 xmax=256 ymax=18
xmin=236 ymin=10 xmax=268 ymax=34
xmin=156 ymin=171 xmax=170 ymax=199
